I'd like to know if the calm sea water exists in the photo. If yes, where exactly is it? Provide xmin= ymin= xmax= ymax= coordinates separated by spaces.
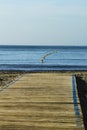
xmin=0 ymin=45 xmax=87 ymax=71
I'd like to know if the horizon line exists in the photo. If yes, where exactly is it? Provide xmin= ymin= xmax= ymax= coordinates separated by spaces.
xmin=0 ymin=44 xmax=87 ymax=47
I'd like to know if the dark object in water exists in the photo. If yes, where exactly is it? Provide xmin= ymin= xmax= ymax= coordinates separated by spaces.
xmin=40 ymin=50 xmax=58 ymax=63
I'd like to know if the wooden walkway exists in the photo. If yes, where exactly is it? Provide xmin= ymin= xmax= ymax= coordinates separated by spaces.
xmin=0 ymin=73 xmax=84 ymax=130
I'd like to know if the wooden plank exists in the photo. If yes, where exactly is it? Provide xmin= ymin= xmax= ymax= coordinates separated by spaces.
xmin=0 ymin=73 xmax=84 ymax=130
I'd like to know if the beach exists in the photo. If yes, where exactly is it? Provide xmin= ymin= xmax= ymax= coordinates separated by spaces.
xmin=0 ymin=71 xmax=86 ymax=129
xmin=0 ymin=71 xmax=87 ymax=89
xmin=0 ymin=0 xmax=87 ymax=129
xmin=0 ymin=71 xmax=23 ymax=90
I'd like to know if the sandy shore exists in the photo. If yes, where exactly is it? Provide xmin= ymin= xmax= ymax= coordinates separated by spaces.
xmin=0 ymin=71 xmax=87 ymax=89
xmin=1 ymin=70 xmax=87 ymax=91
xmin=0 ymin=71 xmax=24 ymax=89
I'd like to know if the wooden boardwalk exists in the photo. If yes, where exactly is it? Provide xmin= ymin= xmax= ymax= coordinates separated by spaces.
xmin=0 ymin=73 xmax=84 ymax=130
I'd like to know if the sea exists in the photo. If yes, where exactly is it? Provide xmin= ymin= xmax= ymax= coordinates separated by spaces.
xmin=0 ymin=45 xmax=87 ymax=71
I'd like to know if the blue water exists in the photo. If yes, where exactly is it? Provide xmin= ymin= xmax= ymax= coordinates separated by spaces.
xmin=0 ymin=45 xmax=87 ymax=71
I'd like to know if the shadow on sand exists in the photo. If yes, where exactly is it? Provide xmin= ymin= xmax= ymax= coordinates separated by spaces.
xmin=76 ymin=76 xmax=87 ymax=130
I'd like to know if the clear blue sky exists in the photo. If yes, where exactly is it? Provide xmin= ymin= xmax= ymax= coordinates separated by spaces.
xmin=0 ymin=0 xmax=87 ymax=45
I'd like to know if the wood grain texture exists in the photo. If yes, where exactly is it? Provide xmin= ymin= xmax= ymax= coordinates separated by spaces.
xmin=0 ymin=73 xmax=84 ymax=130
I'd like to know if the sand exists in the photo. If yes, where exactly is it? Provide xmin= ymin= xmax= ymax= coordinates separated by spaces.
xmin=0 ymin=71 xmax=23 ymax=90
xmin=0 ymin=70 xmax=87 ymax=87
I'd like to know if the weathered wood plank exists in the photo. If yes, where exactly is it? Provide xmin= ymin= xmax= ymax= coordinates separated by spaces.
xmin=0 ymin=73 xmax=84 ymax=129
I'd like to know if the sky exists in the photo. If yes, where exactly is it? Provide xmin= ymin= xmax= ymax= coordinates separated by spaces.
xmin=0 ymin=0 xmax=87 ymax=46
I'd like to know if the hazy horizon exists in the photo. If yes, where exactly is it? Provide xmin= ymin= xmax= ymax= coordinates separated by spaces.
xmin=0 ymin=44 xmax=87 ymax=46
